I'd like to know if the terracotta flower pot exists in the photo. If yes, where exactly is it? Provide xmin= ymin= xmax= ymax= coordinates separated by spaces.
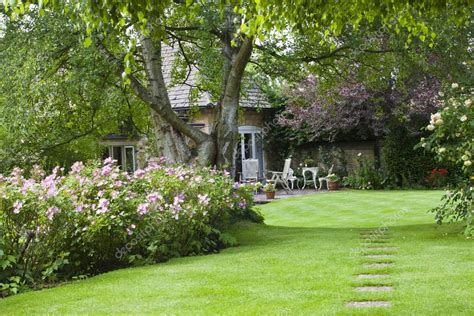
xmin=265 ymin=191 xmax=276 ymax=199
xmin=328 ymin=181 xmax=339 ymax=191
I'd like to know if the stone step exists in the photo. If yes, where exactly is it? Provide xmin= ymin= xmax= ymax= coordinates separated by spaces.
xmin=355 ymin=286 xmax=393 ymax=292
xmin=363 ymin=262 xmax=394 ymax=268
xmin=357 ymin=274 xmax=390 ymax=279
xmin=363 ymin=254 xmax=394 ymax=259
xmin=365 ymin=246 xmax=398 ymax=250
xmin=347 ymin=301 xmax=391 ymax=308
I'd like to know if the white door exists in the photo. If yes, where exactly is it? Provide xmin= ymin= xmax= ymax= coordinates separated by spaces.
xmin=238 ymin=126 xmax=265 ymax=178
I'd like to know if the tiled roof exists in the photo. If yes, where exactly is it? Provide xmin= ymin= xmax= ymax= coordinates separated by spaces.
xmin=162 ymin=44 xmax=270 ymax=109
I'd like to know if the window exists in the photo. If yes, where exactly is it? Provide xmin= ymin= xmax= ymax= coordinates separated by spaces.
xmin=107 ymin=145 xmax=136 ymax=173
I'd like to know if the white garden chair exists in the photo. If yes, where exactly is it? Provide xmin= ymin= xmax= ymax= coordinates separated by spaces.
xmin=318 ymin=164 xmax=334 ymax=190
xmin=288 ymin=168 xmax=299 ymax=190
xmin=268 ymin=158 xmax=292 ymax=191
xmin=240 ymin=159 xmax=259 ymax=184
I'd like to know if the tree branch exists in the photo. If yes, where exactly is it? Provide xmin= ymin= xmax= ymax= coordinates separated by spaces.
xmin=95 ymin=39 xmax=155 ymax=105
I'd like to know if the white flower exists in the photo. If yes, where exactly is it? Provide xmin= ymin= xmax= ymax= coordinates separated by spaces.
xmin=462 ymin=155 xmax=469 ymax=161
xmin=451 ymin=83 xmax=459 ymax=89
xmin=465 ymin=99 xmax=472 ymax=107
xmin=438 ymin=147 xmax=446 ymax=153
xmin=421 ymin=143 xmax=426 ymax=148
xmin=357 ymin=152 xmax=362 ymax=157
xmin=438 ymin=91 xmax=445 ymax=97
xmin=460 ymin=115 xmax=467 ymax=122
xmin=431 ymin=112 xmax=441 ymax=121
xmin=430 ymin=113 xmax=443 ymax=125
xmin=464 ymin=160 xmax=472 ymax=167
xmin=427 ymin=124 xmax=435 ymax=131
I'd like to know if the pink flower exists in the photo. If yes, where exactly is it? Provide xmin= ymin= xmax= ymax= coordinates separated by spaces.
xmin=10 ymin=167 xmax=23 ymax=185
xmin=147 ymin=192 xmax=162 ymax=203
xmin=13 ymin=200 xmax=23 ymax=214
xmin=75 ymin=204 xmax=84 ymax=213
xmin=20 ymin=179 xmax=36 ymax=194
xmin=145 ymin=159 xmax=161 ymax=171
xmin=194 ymin=176 xmax=202 ymax=183
xmin=101 ymin=165 xmax=113 ymax=177
xmin=46 ymin=206 xmax=60 ymax=220
xmin=41 ymin=174 xmax=58 ymax=198
xmin=70 ymin=161 xmax=85 ymax=174
xmin=198 ymin=194 xmax=210 ymax=206
xmin=111 ymin=190 xmax=119 ymax=199
xmin=114 ymin=180 xmax=123 ymax=188
xmin=174 ymin=194 xmax=185 ymax=206
xmin=96 ymin=198 xmax=110 ymax=214
xmin=137 ymin=203 xmax=149 ymax=215
xmin=223 ymin=170 xmax=230 ymax=177
xmin=104 ymin=157 xmax=115 ymax=165
xmin=134 ymin=169 xmax=145 ymax=178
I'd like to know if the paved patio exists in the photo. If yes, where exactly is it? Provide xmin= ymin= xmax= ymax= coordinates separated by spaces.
xmin=253 ymin=189 xmax=336 ymax=204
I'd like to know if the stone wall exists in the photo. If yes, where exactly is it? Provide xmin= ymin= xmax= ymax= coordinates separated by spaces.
xmin=266 ymin=140 xmax=377 ymax=176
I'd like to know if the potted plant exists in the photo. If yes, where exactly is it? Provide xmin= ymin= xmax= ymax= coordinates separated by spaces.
xmin=263 ymin=183 xmax=276 ymax=199
xmin=254 ymin=181 xmax=263 ymax=194
xmin=326 ymin=174 xmax=340 ymax=190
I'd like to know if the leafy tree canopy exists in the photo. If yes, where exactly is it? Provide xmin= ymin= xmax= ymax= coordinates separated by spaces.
xmin=0 ymin=11 xmax=149 ymax=171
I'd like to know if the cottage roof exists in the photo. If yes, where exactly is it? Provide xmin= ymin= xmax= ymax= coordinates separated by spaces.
xmin=161 ymin=44 xmax=271 ymax=110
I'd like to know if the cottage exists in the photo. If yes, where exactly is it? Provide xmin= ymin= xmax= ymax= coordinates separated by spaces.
xmin=102 ymin=43 xmax=272 ymax=177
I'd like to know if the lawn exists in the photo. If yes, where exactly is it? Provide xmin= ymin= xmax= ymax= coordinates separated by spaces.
xmin=0 ymin=190 xmax=472 ymax=315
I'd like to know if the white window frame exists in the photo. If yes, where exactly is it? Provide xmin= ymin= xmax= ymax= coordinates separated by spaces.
xmin=124 ymin=145 xmax=136 ymax=173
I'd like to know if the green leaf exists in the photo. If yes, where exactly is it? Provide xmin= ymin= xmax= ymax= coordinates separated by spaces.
xmin=83 ymin=37 xmax=93 ymax=47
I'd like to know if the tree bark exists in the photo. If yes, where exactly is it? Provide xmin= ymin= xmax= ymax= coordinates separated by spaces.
xmin=215 ymin=36 xmax=253 ymax=174
xmin=150 ymin=110 xmax=191 ymax=163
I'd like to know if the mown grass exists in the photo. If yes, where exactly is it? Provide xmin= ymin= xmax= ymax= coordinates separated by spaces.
xmin=0 ymin=190 xmax=472 ymax=315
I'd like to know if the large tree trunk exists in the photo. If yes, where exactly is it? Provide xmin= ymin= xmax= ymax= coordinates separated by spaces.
xmin=150 ymin=110 xmax=191 ymax=163
xmin=215 ymin=25 xmax=253 ymax=174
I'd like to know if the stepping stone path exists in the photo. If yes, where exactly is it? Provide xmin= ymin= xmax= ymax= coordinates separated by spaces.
xmin=347 ymin=228 xmax=397 ymax=310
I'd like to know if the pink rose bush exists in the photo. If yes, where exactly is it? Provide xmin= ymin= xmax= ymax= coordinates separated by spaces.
xmin=0 ymin=158 xmax=256 ymax=296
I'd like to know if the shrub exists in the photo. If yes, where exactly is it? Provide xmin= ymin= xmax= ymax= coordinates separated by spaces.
xmin=0 ymin=159 xmax=256 ymax=296
xmin=420 ymin=83 xmax=473 ymax=236
xmin=343 ymin=154 xmax=387 ymax=190
xmin=381 ymin=128 xmax=438 ymax=187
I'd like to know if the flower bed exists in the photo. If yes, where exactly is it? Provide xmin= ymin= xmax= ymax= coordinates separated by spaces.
xmin=0 ymin=159 xmax=257 ymax=296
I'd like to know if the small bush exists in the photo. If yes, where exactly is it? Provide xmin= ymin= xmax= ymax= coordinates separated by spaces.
xmin=343 ymin=154 xmax=388 ymax=190
xmin=0 ymin=159 xmax=256 ymax=296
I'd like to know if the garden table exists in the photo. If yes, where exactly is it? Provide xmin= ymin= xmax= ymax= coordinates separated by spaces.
xmin=302 ymin=167 xmax=319 ymax=189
